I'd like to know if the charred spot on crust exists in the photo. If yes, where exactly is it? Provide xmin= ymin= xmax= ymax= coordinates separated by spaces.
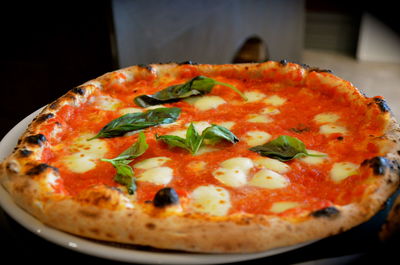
xmin=145 ymin=223 xmax=156 ymax=230
xmin=36 ymin=113 xmax=54 ymax=123
xmin=361 ymin=156 xmax=390 ymax=175
xmin=179 ymin=60 xmax=198 ymax=65
xmin=71 ymin=86 xmax=85 ymax=95
xmin=309 ymin=67 xmax=333 ymax=73
xmin=373 ymin=97 xmax=391 ymax=112
xmin=19 ymin=149 xmax=33 ymax=157
xmin=279 ymin=59 xmax=288 ymax=66
xmin=138 ymin=64 xmax=153 ymax=72
xmin=25 ymin=134 xmax=46 ymax=146
xmin=153 ymin=187 xmax=179 ymax=208
xmin=311 ymin=206 xmax=340 ymax=218
xmin=26 ymin=163 xmax=59 ymax=175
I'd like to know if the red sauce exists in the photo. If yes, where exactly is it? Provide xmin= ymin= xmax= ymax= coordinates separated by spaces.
xmin=45 ymin=69 xmax=385 ymax=216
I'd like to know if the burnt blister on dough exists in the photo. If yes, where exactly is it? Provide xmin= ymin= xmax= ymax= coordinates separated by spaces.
xmin=71 ymin=86 xmax=86 ymax=95
xmin=361 ymin=156 xmax=391 ymax=175
xmin=373 ymin=97 xmax=391 ymax=113
xmin=311 ymin=206 xmax=340 ymax=218
xmin=26 ymin=163 xmax=59 ymax=176
xmin=36 ymin=113 xmax=55 ymax=123
xmin=25 ymin=134 xmax=47 ymax=146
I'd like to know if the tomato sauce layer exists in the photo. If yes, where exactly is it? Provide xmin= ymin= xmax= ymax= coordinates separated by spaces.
xmin=45 ymin=70 xmax=384 ymax=216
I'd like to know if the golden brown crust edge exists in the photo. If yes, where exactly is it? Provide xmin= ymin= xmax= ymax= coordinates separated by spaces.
xmin=1 ymin=61 xmax=400 ymax=253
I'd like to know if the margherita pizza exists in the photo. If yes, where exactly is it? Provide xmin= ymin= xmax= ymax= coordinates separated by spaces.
xmin=1 ymin=61 xmax=399 ymax=253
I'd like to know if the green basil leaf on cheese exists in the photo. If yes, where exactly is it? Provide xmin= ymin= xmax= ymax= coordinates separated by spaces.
xmin=155 ymin=134 xmax=190 ymax=152
xmin=101 ymin=132 xmax=148 ymax=194
xmin=202 ymin=124 xmax=240 ymax=145
xmin=157 ymin=123 xmax=239 ymax=155
xmin=185 ymin=123 xmax=203 ymax=154
xmin=249 ymin=135 xmax=325 ymax=161
xmin=88 ymin=107 xmax=181 ymax=140
xmin=134 ymin=76 xmax=247 ymax=107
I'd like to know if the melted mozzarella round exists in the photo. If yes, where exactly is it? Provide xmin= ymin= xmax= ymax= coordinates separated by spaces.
xmin=319 ymin=124 xmax=347 ymax=135
xmin=95 ymin=95 xmax=122 ymax=111
xmin=314 ymin=113 xmax=340 ymax=124
xmin=244 ymin=91 xmax=266 ymax=102
xmin=187 ymin=96 xmax=226 ymax=111
xmin=62 ymin=134 xmax=108 ymax=173
xmin=133 ymin=157 xmax=170 ymax=169
xmin=243 ymin=131 xmax=271 ymax=146
xmin=270 ymin=202 xmax=300 ymax=213
xmin=254 ymin=157 xmax=291 ymax=173
xmin=220 ymin=157 xmax=254 ymax=174
xmin=263 ymin=95 xmax=286 ymax=106
xmin=138 ymin=167 xmax=173 ymax=185
xmin=299 ymin=150 xmax=328 ymax=165
xmin=330 ymin=162 xmax=359 ymax=182
xmin=249 ymin=169 xmax=289 ymax=189
xmin=190 ymin=185 xmax=231 ymax=216
xmin=212 ymin=168 xmax=248 ymax=187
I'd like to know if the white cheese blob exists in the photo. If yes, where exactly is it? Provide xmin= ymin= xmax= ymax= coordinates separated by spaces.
xmin=168 ymin=129 xmax=187 ymax=138
xmin=270 ymin=202 xmax=300 ymax=213
xmin=62 ymin=134 xmax=108 ymax=173
xmin=95 ymin=95 xmax=122 ymax=111
xmin=194 ymin=146 xmax=219 ymax=155
xmin=314 ymin=113 xmax=340 ymax=124
xmin=244 ymin=91 xmax=266 ymax=102
xmin=263 ymin=95 xmax=286 ymax=106
xmin=145 ymin=105 xmax=166 ymax=110
xmin=187 ymin=161 xmax=207 ymax=172
xmin=220 ymin=157 xmax=254 ymax=174
xmin=189 ymin=96 xmax=226 ymax=111
xmin=196 ymin=96 xmax=227 ymax=111
xmin=216 ymin=121 xmax=235 ymax=130
xmin=319 ymin=124 xmax=348 ymax=135
xmin=247 ymin=114 xmax=273 ymax=123
xmin=254 ymin=157 xmax=291 ymax=173
xmin=118 ymin=107 xmax=143 ymax=115
xmin=330 ymin=162 xmax=359 ymax=183
xmin=212 ymin=168 xmax=248 ymax=187
xmin=299 ymin=150 xmax=328 ymax=165
xmin=187 ymin=121 xmax=212 ymax=134
xmin=249 ymin=169 xmax=289 ymax=189
xmin=133 ymin=157 xmax=170 ymax=169
xmin=243 ymin=131 xmax=271 ymax=146
xmin=260 ymin=107 xmax=281 ymax=115
xmin=138 ymin=167 xmax=173 ymax=185
xmin=190 ymin=185 xmax=231 ymax=216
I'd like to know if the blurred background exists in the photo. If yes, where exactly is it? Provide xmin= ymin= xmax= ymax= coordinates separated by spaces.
xmin=0 ymin=0 xmax=399 ymax=139
xmin=0 ymin=1 xmax=399 ymax=264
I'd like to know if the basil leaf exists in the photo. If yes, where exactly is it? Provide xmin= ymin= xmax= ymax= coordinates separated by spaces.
xmin=157 ymin=123 xmax=239 ymax=155
xmin=114 ymin=173 xmax=136 ymax=195
xmin=185 ymin=123 xmax=203 ymax=154
xmin=155 ymin=134 xmax=190 ymax=152
xmin=101 ymin=132 xmax=148 ymax=194
xmin=134 ymin=76 xmax=247 ymax=107
xmin=202 ymin=124 xmax=239 ymax=145
xmin=119 ymin=132 xmax=149 ymax=159
xmin=88 ymin=107 xmax=181 ymax=140
xmin=249 ymin=135 xmax=325 ymax=161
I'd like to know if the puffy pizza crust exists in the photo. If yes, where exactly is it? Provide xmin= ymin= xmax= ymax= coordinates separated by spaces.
xmin=1 ymin=62 xmax=400 ymax=253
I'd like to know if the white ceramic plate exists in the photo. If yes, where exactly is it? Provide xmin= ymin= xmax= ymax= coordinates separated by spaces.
xmin=0 ymin=108 xmax=315 ymax=264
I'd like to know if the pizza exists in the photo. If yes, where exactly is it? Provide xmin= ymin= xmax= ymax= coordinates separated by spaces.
xmin=1 ymin=61 xmax=400 ymax=253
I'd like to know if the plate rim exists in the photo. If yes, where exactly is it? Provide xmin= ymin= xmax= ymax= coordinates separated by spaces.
xmin=0 ymin=107 xmax=315 ymax=264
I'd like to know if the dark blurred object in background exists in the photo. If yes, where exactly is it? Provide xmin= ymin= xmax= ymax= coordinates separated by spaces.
xmin=0 ymin=2 xmax=116 ymax=139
